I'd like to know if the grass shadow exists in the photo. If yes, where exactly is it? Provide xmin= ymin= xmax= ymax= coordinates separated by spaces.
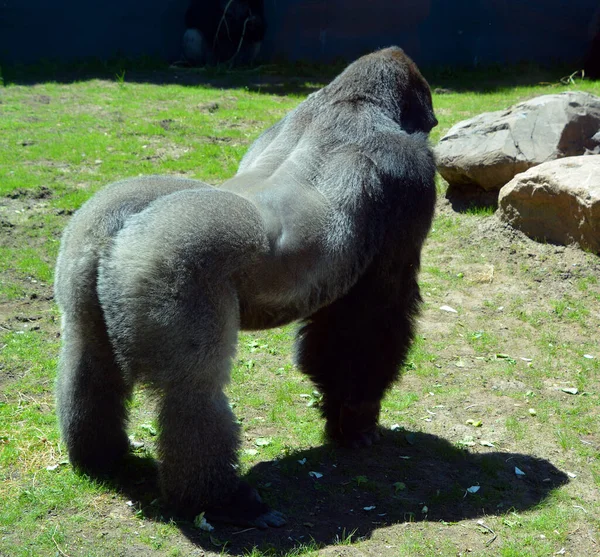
xmin=103 ymin=428 xmax=568 ymax=555
xmin=2 ymin=57 xmax=589 ymax=96
xmin=444 ymin=184 xmax=500 ymax=213
xmin=1 ymin=59 xmax=328 ymax=96
xmin=425 ymin=61 xmax=588 ymax=94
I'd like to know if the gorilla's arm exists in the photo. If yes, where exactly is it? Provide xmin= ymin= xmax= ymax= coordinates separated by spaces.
xmin=296 ymin=131 xmax=436 ymax=446
xmin=296 ymin=234 xmax=427 ymax=447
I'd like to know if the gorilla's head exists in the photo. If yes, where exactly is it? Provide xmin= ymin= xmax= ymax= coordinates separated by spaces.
xmin=326 ymin=46 xmax=438 ymax=135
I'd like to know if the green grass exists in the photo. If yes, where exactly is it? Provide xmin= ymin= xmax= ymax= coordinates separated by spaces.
xmin=1 ymin=63 xmax=600 ymax=556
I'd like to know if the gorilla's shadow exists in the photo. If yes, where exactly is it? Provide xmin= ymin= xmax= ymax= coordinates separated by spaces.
xmin=109 ymin=428 xmax=568 ymax=555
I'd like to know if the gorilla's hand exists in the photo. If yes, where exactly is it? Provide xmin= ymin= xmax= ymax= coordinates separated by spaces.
xmin=327 ymin=401 xmax=382 ymax=449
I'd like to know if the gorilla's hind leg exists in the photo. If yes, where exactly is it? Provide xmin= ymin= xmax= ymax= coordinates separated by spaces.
xmin=158 ymin=387 xmax=285 ymax=528
xmin=97 ymin=188 xmax=285 ymax=527
xmin=56 ymin=311 xmax=132 ymax=475
xmin=102 ymin=277 xmax=285 ymax=527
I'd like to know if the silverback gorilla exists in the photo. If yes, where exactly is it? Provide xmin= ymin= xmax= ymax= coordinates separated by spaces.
xmin=54 ymin=47 xmax=437 ymax=528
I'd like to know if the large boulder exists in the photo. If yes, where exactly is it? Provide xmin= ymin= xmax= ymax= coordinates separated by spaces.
xmin=436 ymin=92 xmax=600 ymax=192
xmin=498 ymin=156 xmax=600 ymax=253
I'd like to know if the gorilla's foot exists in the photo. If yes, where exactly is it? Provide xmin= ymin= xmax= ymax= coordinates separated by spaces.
xmin=67 ymin=430 xmax=130 ymax=476
xmin=205 ymin=482 xmax=286 ymax=529
xmin=327 ymin=400 xmax=382 ymax=449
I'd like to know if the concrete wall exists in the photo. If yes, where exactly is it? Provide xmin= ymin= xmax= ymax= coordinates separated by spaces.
xmin=0 ymin=0 xmax=597 ymax=67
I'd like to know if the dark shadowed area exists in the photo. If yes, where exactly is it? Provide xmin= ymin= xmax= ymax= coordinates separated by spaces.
xmin=102 ymin=429 xmax=569 ymax=556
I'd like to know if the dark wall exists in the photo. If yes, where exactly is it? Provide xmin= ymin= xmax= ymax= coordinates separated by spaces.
xmin=0 ymin=0 xmax=189 ymax=65
xmin=0 ymin=0 xmax=597 ymax=67
xmin=261 ymin=0 xmax=598 ymax=66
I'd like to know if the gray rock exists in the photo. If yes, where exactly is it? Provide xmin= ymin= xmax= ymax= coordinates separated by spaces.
xmin=436 ymin=91 xmax=600 ymax=192
xmin=498 ymin=156 xmax=600 ymax=253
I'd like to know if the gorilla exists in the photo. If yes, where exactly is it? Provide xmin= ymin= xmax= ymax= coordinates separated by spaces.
xmin=183 ymin=0 xmax=265 ymax=65
xmin=54 ymin=46 xmax=437 ymax=528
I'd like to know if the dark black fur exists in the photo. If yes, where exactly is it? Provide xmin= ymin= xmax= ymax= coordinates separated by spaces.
xmin=297 ymin=234 xmax=426 ymax=447
xmin=54 ymin=47 xmax=437 ymax=527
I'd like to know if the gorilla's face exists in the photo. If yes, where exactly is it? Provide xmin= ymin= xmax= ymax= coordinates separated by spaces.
xmin=367 ymin=46 xmax=438 ymax=135
xmin=401 ymin=67 xmax=438 ymax=134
